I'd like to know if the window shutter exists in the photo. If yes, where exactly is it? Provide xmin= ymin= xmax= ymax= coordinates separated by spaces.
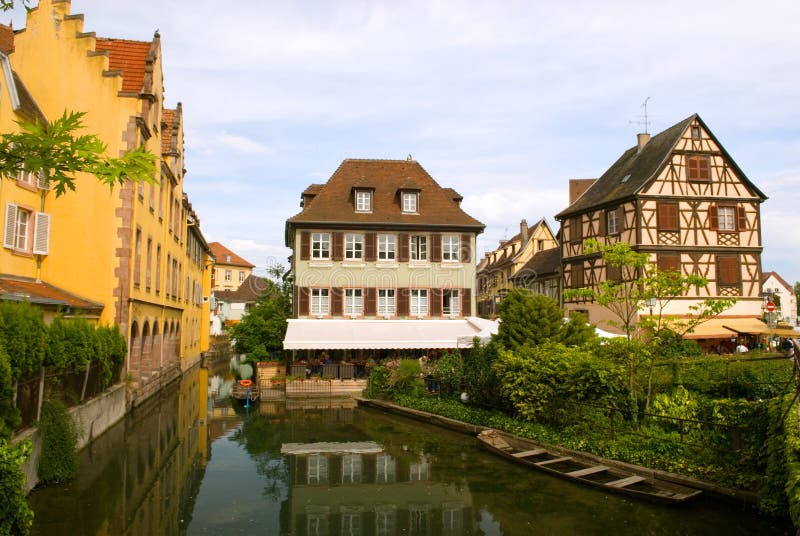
xmin=460 ymin=234 xmax=471 ymax=263
xmin=737 ymin=206 xmax=747 ymax=231
xmin=616 ymin=207 xmax=624 ymax=232
xmin=3 ymin=203 xmax=17 ymax=248
xmin=298 ymin=287 xmax=309 ymax=315
xmin=658 ymin=254 xmax=680 ymax=273
xmin=708 ymin=204 xmax=718 ymax=230
xmin=332 ymin=232 xmax=343 ymax=261
xmin=658 ymin=203 xmax=679 ymax=231
xmin=397 ymin=288 xmax=409 ymax=317
xmin=430 ymin=288 xmax=442 ymax=317
xmin=461 ymin=288 xmax=471 ymax=316
xmin=398 ymin=233 xmax=409 ymax=262
xmin=36 ymin=171 xmax=50 ymax=191
xmin=300 ymin=232 xmax=310 ymax=261
xmin=330 ymin=287 xmax=343 ymax=316
xmin=717 ymin=255 xmax=740 ymax=286
xmin=430 ymin=234 xmax=441 ymax=262
xmin=33 ymin=212 xmax=50 ymax=255
xmin=364 ymin=287 xmax=376 ymax=316
xmin=364 ymin=233 xmax=377 ymax=262
xmin=606 ymin=263 xmax=621 ymax=282
xmin=598 ymin=210 xmax=606 ymax=236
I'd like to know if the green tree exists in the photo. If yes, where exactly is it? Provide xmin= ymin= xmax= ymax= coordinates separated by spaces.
xmin=229 ymin=264 xmax=291 ymax=360
xmin=0 ymin=301 xmax=47 ymax=381
xmin=0 ymin=112 xmax=156 ymax=196
xmin=496 ymin=290 xmax=565 ymax=350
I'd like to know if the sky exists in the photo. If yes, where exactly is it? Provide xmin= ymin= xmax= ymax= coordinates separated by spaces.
xmin=7 ymin=1 xmax=800 ymax=286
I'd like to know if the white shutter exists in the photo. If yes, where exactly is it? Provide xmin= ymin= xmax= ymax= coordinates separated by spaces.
xmin=3 ymin=203 xmax=17 ymax=249
xmin=33 ymin=212 xmax=50 ymax=255
xmin=36 ymin=170 xmax=50 ymax=191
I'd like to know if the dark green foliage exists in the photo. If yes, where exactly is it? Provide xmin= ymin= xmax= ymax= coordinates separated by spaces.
xmin=95 ymin=325 xmax=127 ymax=388
xmin=364 ymin=366 xmax=391 ymax=399
xmin=462 ymin=339 xmax=510 ymax=411
xmin=761 ymin=395 xmax=794 ymax=516
xmin=0 ymin=439 xmax=33 ymax=536
xmin=431 ymin=351 xmax=463 ymax=396
xmin=229 ymin=268 xmax=291 ymax=359
xmin=37 ymin=399 xmax=78 ymax=483
xmin=557 ymin=311 xmax=598 ymax=347
xmin=364 ymin=360 xmax=424 ymax=399
xmin=0 ymin=347 xmax=19 ymax=438
xmin=45 ymin=317 xmax=95 ymax=371
xmin=496 ymin=290 xmax=564 ymax=350
xmin=0 ymin=301 xmax=47 ymax=380
xmin=652 ymin=329 xmax=703 ymax=359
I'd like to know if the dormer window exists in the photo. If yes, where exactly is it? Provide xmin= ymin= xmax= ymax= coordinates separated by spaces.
xmin=402 ymin=191 xmax=418 ymax=213
xmin=225 ymin=255 xmax=231 ymax=263
xmin=355 ymin=190 xmax=372 ymax=212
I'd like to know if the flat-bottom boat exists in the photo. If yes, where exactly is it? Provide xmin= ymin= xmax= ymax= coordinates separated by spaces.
xmin=231 ymin=379 xmax=259 ymax=404
xmin=477 ymin=429 xmax=701 ymax=504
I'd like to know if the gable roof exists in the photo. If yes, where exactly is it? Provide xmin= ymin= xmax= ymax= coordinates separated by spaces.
xmin=511 ymin=247 xmax=561 ymax=281
xmin=556 ymin=114 xmax=767 ymax=219
xmin=94 ymin=37 xmax=152 ymax=93
xmin=478 ymin=218 xmax=556 ymax=273
xmin=286 ymin=159 xmax=484 ymax=230
xmin=762 ymin=271 xmax=794 ymax=293
xmin=209 ymin=242 xmax=255 ymax=268
xmin=215 ymin=274 xmax=272 ymax=303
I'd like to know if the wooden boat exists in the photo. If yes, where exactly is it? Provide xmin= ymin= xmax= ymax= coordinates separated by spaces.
xmin=231 ymin=379 xmax=259 ymax=403
xmin=477 ymin=429 xmax=702 ymax=504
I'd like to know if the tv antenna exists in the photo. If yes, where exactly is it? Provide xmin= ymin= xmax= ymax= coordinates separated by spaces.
xmin=629 ymin=97 xmax=651 ymax=134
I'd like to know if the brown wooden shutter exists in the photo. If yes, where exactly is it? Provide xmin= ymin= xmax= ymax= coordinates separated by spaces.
xmin=330 ymin=287 xmax=343 ymax=316
xmin=736 ymin=205 xmax=747 ymax=231
xmin=717 ymin=255 xmax=740 ymax=286
xmin=598 ymin=210 xmax=606 ymax=236
xmin=616 ymin=207 xmax=624 ymax=232
xmin=364 ymin=233 xmax=376 ymax=262
xmin=332 ymin=232 xmax=343 ymax=261
xmin=430 ymin=234 xmax=441 ymax=262
xmin=298 ymin=287 xmax=309 ymax=315
xmin=430 ymin=288 xmax=442 ymax=317
xmin=398 ymin=233 xmax=409 ymax=262
xmin=606 ymin=263 xmax=621 ymax=282
xmin=397 ymin=288 xmax=409 ymax=317
xmin=658 ymin=254 xmax=680 ymax=273
xmin=708 ymin=204 xmax=718 ymax=230
xmin=300 ymin=231 xmax=310 ymax=261
xmin=658 ymin=203 xmax=679 ymax=231
xmin=364 ymin=287 xmax=376 ymax=316
xmin=460 ymin=234 xmax=471 ymax=263
xmin=461 ymin=288 xmax=471 ymax=316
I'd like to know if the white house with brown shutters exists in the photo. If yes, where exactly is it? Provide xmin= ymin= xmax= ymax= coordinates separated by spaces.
xmin=555 ymin=114 xmax=768 ymax=340
xmin=283 ymin=158 xmax=490 ymax=353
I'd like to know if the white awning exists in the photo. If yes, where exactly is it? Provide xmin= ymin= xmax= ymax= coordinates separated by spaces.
xmin=283 ymin=317 xmax=499 ymax=350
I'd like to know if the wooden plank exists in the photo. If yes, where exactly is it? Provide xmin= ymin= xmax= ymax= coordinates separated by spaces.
xmin=512 ymin=449 xmax=546 ymax=459
xmin=607 ymin=475 xmax=646 ymax=488
xmin=566 ymin=465 xmax=609 ymax=478
xmin=535 ymin=456 xmax=572 ymax=466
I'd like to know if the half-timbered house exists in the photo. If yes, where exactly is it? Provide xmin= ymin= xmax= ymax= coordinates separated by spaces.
xmin=555 ymin=114 xmax=768 ymax=338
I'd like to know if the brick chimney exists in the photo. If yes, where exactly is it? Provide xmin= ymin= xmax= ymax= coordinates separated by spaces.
xmin=519 ymin=219 xmax=529 ymax=244
xmin=637 ymin=133 xmax=650 ymax=153
xmin=569 ymin=178 xmax=597 ymax=204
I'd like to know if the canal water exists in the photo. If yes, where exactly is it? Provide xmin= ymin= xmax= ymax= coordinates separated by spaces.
xmin=29 ymin=365 xmax=793 ymax=535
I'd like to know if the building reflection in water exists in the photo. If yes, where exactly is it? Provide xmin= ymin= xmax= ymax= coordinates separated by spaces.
xmin=281 ymin=438 xmax=473 ymax=535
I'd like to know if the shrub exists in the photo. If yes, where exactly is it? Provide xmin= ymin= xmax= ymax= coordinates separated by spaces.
xmin=37 ymin=399 xmax=78 ymax=483
xmin=389 ymin=359 xmax=424 ymax=397
xmin=431 ymin=351 xmax=464 ymax=396
xmin=496 ymin=290 xmax=564 ymax=350
xmin=95 ymin=325 xmax=127 ymax=388
xmin=365 ymin=366 xmax=391 ymax=399
xmin=0 ymin=301 xmax=47 ymax=380
xmin=0 ymin=439 xmax=33 ymax=536
xmin=45 ymin=317 xmax=95 ymax=371
xmin=0 ymin=346 xmax=19 ymax=438
xmin=463 ymin=339 xmax=509 ymax=411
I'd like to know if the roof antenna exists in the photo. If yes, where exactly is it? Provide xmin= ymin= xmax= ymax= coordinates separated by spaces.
xmin=406 ymin=154 xmax=413 ymax=161
xmin=629 ymin=97 xmax=651 ymax=134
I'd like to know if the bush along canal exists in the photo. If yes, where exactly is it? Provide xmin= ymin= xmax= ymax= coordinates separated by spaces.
xmin=27 ymin=368 xmax=793 ymax=535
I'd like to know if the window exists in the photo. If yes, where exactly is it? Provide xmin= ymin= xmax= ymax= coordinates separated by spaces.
xmin=537 ymin=239 xmax=545 ymax=251
xmin=378 ymin=234 xmax=396 ymax=261
xmin=146 ymin=238 xmax=153 ymax=290
xmin=355 ymin=190 xmax=372 ymax=212
xmin=410 ymin=235 xmax=427 ymax=261
xmin=658 ymin=254 xmax=681 ymax=273
xmin=718 ymin=206 xmax=735 ymax=231
xmin=717 ymin=255 xmax=740 ymax=286
xmin=442 ymin=235 xmax=459 ymax=262
xmin=16 ymin=169 xmax=36 ymax=186
xmin=239 ymin=271 xmax=245 ymax=282
xmin=341 ymin=454 xmax=362 ymax=484
xmin=3 ymin=204 xmax=32 ymax=251
xmin=402 ymin=191 xmax=418 ymax=213
xmin=410 ymin=289 xmax=428 ymax=316
xmin=657 ymin=202 xmax=680 ymax=231
xmin=155 ymin=245 xmax=162 ymax=293
xmin=606 ymin=209 xmax=619 ymax=235
xmin=375 ymin=454 xmax=396 ymax=484
xmin=378 ymin=289 xmax=395 ymax=316
xmin=345 ymin=233 xmax=363 ymax=260
xmin=310 ymin=288 xmax=329 ymax=315
xmin=307 ymin=454 xmax=328 ymax=485
xmin=225 ymin=269 xmax=232 ymax=281
xmin=344 ymin=288 xmax=363 ymax=316
xmin=571 ymin=262 xmax=584 ymax=288
xmin=134 ymin=229 xmax=142 ymax=287
xmin=687 ymin=155 xmax=711 ymax=181
xmin=443 ymin=289 xmax=460 ymax=316
xmin=570 ymin=216 xmax=582 ymax=242
xmin=691 ymin=126 xmax=701 ymax=139
xmin=606 ymin=263 xmax=621 ymax=283
xmin=311 ymin=233 xmax=330 ymax=259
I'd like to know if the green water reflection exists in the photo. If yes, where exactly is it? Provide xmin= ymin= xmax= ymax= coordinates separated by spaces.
xmin=29 ymin=367 xmax=793 ymax=535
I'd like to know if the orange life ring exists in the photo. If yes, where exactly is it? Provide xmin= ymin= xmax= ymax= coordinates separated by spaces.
xmin=239 ymin=379 xmax=253 ymax=388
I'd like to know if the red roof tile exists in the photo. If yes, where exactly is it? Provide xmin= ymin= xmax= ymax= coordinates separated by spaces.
xmin=161 ymin=108 xmax=176 ymax=155
xmin=209 ymin=242 xmax=255 ymax=268
xmin=0 ymin=275 xmax=104 ymax=311
xmin=287 ymin=159 xmax=484 ymax=229
xmin=762 ymin=271 xmax=794 ymax=293
xmin=94 ymin=37 xmax=152 ymax=93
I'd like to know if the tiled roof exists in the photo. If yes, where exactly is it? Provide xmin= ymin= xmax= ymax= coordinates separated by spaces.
xmin=215 ymin=275 xmax=273 ymax=303
xmin=762 ymin=271 xmax=794 ymax=293
xmin=287 ymin=159 xmax=484 ymax=229
xmin=511 ymin=247 xmax=561 ymax=281
xmin=0 ymin=275 xmax=104 ymax=311
xmin=209 ymin=242 xmax=255 ymax=268
xmin=556 ymin=114 xmax=767 ymax=219
xmin=479 ymin=218 xmax=553 ymax=273
xmin=94 ymin=37 xmax=151 ymax=93
xmin=302 ymin=184 xmax=325 ymax=196
xmin=161 ymin=108 xmax=177 ymax=155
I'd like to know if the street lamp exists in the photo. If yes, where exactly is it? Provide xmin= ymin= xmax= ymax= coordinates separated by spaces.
xmin=645 ymin=297 xmax=657 ymax=318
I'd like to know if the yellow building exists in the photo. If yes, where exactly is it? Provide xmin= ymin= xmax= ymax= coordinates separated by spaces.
xmin=476 ymin=218 xmax=558 ymax=317
xmin=1 ymin=0 xmax=212 ymax=402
